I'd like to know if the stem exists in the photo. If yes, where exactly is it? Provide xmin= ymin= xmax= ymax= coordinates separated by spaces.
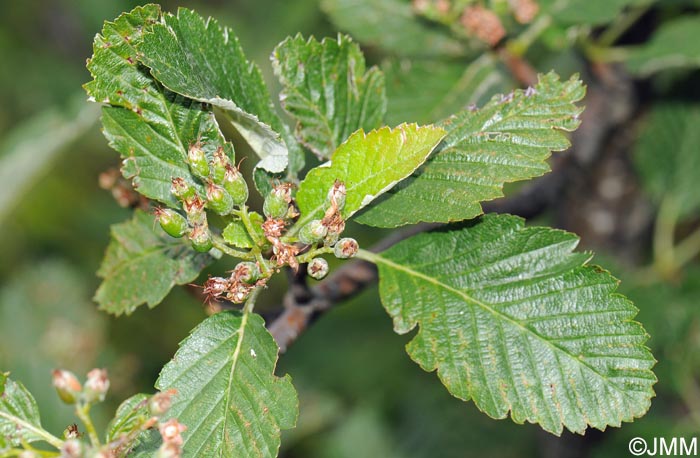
xmin=210 ymin=234 xmax=254 ymax=260
xmin=672 ymin=225 xmax=700 ymax=270
xmin=597 ymin=2 xmax=651 ymax=47
xmin=653 ymin=196 xmax=680 ymax=278
xmin=581 ymin=43 xmax=631 ymax=63
xmin=237 ymin=206 xmax=272 ymax=276
xmin=0 ymin=412 xmax=63 ymax=450
xmin=296 ymin=246 xmax=334 ymax=264
xmin=76 ymin=403 xmax=100 ymax=448
xmin=243 ymin=285 xmax=262 ymax=314
xmin=506 ymin=15 xmax=552 ymax=56
xmin=355 ymin=248 xmax=380 ymax=264
xmin=1 ymin=450 xmax=60 ymax=458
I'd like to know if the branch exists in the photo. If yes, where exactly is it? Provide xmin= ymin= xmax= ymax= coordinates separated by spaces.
xmin=269 ymin=63 xmax=635 ymax=353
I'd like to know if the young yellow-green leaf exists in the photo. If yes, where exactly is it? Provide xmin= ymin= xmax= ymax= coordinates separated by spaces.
xmin=95 ymin=210 xmax=215 ymax=316
xmin=321 ymin=0 xmax=466 ymax=57
xmin=626 ymin=16 xmax=700 ymax=76
xmin=272 ymin=34 xmax=386 ymax=160
xmin=138 ymin=7 xmax=294 ymax=176
xmin=295 ymin=123 xmax=446 ymax=227
xmin=634 ymin=103 xmax=700 ymax=218
xmin=155 ymin=311 xmax=298 ymax=457
xmin=222 ymin=212 xmax=265 ymax=249
xmin=0 ymin=374 xmax=51 ymax=447
xmin=85 ymin=5 xmax=234 ymax=207
xmin=355 ymin=72 xmax=585 ymax=227
xmin=366 ymin=214 xmax=656 ymax=435
xmin=106 ymin=393 xmax=150 ymax=443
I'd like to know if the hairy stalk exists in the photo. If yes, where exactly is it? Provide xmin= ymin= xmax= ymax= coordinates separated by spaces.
xmin=237 ymin=206 xmax=272 ymax=276
xmin=76 ymin=403 xmax=100 ymax=448
xmin=210 ymin=234 xmax=254 ymax=260
xmin=653 ymin=196 xmax=680 ymax=278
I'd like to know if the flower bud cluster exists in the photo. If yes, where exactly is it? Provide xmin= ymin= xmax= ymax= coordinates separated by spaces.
xmin=52 ymin=372 xmax=180 ymax=458
xmin=52 ymin=369 xmax=110 ymax=406
xmin=156 ymin=139 xmax=249 ymax=253
xmin=260 ymin=183 xmax=303 ymax=271
xmin=296 ymin=181 xmax=358 ymax=280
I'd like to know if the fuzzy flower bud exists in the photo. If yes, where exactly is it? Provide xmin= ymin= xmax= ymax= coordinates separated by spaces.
xmin=263 ymin=186 xmax=292 ymax=219
xmin=206 ymin=181 xmax=234 ymax=215
xmin=170 ymin=177 xmax=196 ymax=201
xmin=307 ymin=258 xmax=329 ymax=280
xmin=159 ymin=419 xmax=187 ymax=446
xmin=334 ymin=238 xmax=359 ymax=259
xmin=298 ymin=219 xmax=328 ymax=245
xmin=156 ymin=442 xmax=182 ymax=458
xmin=150 ymin=389 xmax=177 ymax=417
xmin=209 ymin=146 xmax=230 ymax=183
xmin=187 ymin=141 xmax=210 ymax=179
xmin=189 ymin=224 xmax=213 ymax=252
xmin=59 ymin=439 xmax=84 ymax=458
xmin=326 ymin=180 xmax=346 ymax=212
xmin=222 ymin=165 xmax=248 ymax=206
xmin=84 ymin=368 xmax=110 ymax=403
xmin=155 ymin=208 xmax=188 ymax=238
xmin=52 ymin=369 xmax=82 ymax=405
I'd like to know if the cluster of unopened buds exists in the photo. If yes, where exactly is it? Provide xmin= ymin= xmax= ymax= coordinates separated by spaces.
xmin=52 ymin=368 xmax=110 ymax=406
xmin=51 ymin=369 xmax=184 ymax=458
xmin=411 ymin=0 xmax=539 ymax=46
xmin=155 ymin=137 xmax=360 ymax=306
xmin=155 ymin=139 xmax=249 ymax=253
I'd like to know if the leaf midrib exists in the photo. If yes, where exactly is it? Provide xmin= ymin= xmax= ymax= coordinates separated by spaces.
xmin=220 ymin=310 xmax=249 ymax=457
xmin=362 ymin=250 xmax=639 ymax=401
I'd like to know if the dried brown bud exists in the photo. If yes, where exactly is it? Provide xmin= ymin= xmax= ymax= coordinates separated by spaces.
xmin=203 ymin=276 xmax=229 ymax=301
xmin=262 ymin=218 xmax=286 ymax=239
xmin=334 ymin=238 xmax=359 ymax=259
xmin=64 ymin=423 xmax=81 ymax=439
xmin=273 ymin=243 xmax=300 ymax=271
xmin=460 ymin=6 xmax=506 ymax=46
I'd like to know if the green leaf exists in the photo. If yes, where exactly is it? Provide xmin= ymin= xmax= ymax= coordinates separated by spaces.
xmin=85 ymin=5 xmax=234 ymax=206
xmin=155 ymin=311 xmax=298 ymax=457
xmin=272 ymin=34 xmax=386 ymax=160
xmin=321 ymin=0 xmax=466 ymax=57
xmin=625 ymin=16 xmax=700 ymax=76
xmin=367 ymin=214 xmax=656 ymax=434
xmin=543 ymin=0 xmax=648 ymax=26
xmin=633 ymin=103 xmax=700 ymax=218
xmin=84 ymin=4 xmax=161 ymax=106
xmin=0 ymin=375 xmax=49 ymax=446
xmin=222 ymin=212 xmax=265 ymax=249
xmin=0 ymin=96 xmax=99 ymax=226
xmin=295 ymin=123 xmax=446 ymax=227
xmin=106 ymin=393 xmax=150 ymax=443
xmin=384 ymin=55 xmax=511 ymax=126
xmin=95 ymin=210 xmax=215 ymax=316
xmin=356 ymin=72 xmax=584 ymax=227
xmin=138 ymin=7 xmax=292 ymax=175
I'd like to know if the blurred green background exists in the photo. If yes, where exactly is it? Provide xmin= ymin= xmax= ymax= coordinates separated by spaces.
xmin=1 ymin=1 xmax=699 ymax=457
